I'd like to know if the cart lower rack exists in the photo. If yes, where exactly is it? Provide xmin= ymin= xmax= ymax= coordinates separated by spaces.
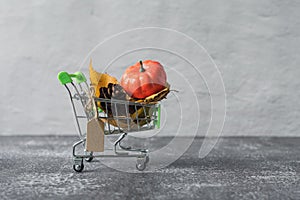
xmin=58 ymin=71 xmax=161 ymax=172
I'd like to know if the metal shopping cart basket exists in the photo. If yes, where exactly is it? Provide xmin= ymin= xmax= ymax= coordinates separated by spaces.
xmin=57 ymin=71 xmax=161 ymax=172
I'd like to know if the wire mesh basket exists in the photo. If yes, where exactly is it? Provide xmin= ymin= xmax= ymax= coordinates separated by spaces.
xmin=95 ymin=97 xmax=160 ymax=135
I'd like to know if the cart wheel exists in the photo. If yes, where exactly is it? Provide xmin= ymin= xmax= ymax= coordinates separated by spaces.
xmin=85 ymin=157 xmax=93 ymax=162
xmin=136 ymin=156 xmax=148 ymax=171
xmin=73 ymin=159 xmax=84 ymax=172
xmin=136 ymin=162 xmax=146 ymax=171
xmin=85 ymin=152 xmax=93 ymax=162
xmin=73 ymin=163 xmax=84 ymax=172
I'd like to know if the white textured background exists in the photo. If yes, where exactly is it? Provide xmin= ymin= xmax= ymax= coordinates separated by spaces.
xmin=0 ymin=0 xmax=299 ymax=136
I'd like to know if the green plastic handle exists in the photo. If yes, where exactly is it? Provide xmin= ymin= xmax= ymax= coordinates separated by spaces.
xmin=70 ymin=72 xmax=87 ymax=84
xmin=57 ymin=71 xmax=87 ymax=85
xmin=57 ymin=71 xmax=72 ymax=85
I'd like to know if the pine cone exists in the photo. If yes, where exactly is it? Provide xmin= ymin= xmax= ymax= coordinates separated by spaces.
xmin=99 ymin=83 xmax=138 ymax=117
xmin=99 ymin=83 xmax=129 ymax=100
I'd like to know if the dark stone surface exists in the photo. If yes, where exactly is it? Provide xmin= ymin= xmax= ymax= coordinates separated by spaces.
xmin=0 ymin=136 xmax=299 ymax=200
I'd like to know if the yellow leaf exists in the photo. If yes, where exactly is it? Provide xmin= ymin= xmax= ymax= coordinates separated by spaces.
xmin=89 ymin=59 xmax=118 ymax=98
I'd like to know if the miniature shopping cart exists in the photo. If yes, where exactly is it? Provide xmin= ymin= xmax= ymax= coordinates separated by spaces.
xmin=57 ymin=71 xmax=161 ymax=172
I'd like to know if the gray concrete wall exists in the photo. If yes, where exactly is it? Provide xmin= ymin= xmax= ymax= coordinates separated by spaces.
xmin=0 ymin=0 xmax=299 ymax=136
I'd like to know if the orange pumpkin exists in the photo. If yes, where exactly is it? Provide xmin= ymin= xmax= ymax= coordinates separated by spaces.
xmin=120 ymin=60 xmax=167 ymax=99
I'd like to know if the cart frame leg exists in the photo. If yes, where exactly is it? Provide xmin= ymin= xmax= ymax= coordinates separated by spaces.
xmin=72 ymin=134 xmax=150 ymax=172
xmin=114 ymin=133 xmax=148 ymax=154
xmin=73 ymin=139 xmax=85 ymax=157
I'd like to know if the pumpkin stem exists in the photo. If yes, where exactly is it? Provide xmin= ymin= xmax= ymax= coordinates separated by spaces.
xmin=139 ymin=60 xmax=145 ymax=72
